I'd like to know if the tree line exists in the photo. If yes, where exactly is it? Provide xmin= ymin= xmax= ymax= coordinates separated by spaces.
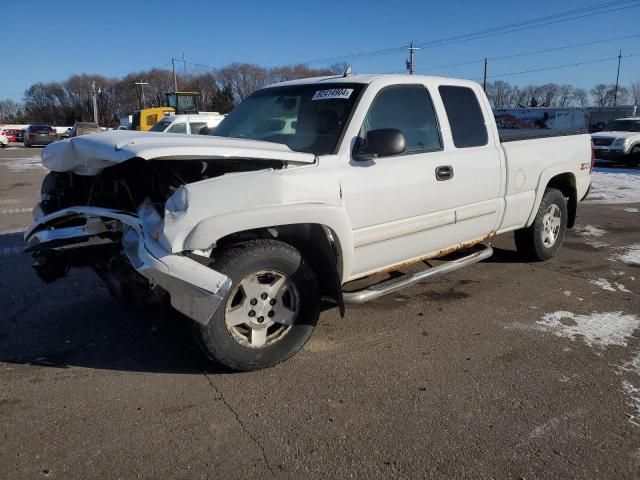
xmin=0 ymin=63 xmax=346 ymax=127
xmin=486 ymin=80 xmax=640 ymax=109
xmin=1 ymin=65 xmax=639 ymax=126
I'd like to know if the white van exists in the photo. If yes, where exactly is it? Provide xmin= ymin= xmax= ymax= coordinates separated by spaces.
xmin=149 ymin=113 xmax=225 ymax=135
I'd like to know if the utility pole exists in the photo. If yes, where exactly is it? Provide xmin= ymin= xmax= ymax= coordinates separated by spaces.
xmin=483 ymin=57 xmax=488 ymax=93
xmin=172 ymin=57 xmax=178 ymax=91
xmin=91 ymin=81 xmax=100 ymax=125
xmin=405 ymin=42 xmax=420 ymax=75
xmin=135 ymin=81 xmax=149 ymax=108
xmin=182 ymin=53 xmax=187 ymax=87
xmin=613 ymin=49 xmax=622 ymax=106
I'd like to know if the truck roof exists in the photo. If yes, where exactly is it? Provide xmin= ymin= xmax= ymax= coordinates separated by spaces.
xmin=268 ymin=73 xmax=480 ymax=89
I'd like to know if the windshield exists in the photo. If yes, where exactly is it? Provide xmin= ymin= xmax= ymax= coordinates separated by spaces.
xmin=149 ymin=120 xmax=172 ymax=132
xmin=212 ymin=83 xmax=364 ymax=155
xmin=603 ymin=120 xmax=640 ymax=132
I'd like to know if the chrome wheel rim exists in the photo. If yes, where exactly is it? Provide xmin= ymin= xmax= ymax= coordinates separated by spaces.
xmin=224 ymin=270 xmax=298 ymax=348
xmin=541 ymin=203 xmax=561 ymax=248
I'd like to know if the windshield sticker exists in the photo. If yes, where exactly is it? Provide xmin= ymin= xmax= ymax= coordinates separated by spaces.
xmin=311 ymin=88 xmax=354 ymax=101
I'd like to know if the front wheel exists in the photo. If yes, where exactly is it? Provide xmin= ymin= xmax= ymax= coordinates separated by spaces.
xmin=514 ymin=188 xmax=568 ymax=261
xmin=627 ymin=146 xmax=640 ymax=167
xmin=192 ymin=239 xmax=320 ymax=371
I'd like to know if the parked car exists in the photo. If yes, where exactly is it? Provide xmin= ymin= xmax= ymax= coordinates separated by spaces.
xmin=0 ymin=133 xmax=8 ymax=147
xmin=149 ymin=113 xmax=225 ymax=135
xmin=66 ymin=122 xmax=102 ymax=138
xmin=591 ymin=117 xmax=640 ymax=166
xmin=1 ymin=129 xmax=16 ymax=142
xmin=25 ymin=74 xmax=592 ymax=371
xmin=23 ymin=125 xmax=57 ymax=147
xmin=14 ymin=129 xmax=25 ymax=142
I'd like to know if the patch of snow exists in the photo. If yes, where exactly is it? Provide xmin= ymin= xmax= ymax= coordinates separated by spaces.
xmin=573 ymin=225 xmax=609 ymax=248
xmin=563 ymin=290 xmax=571 ymax=297
xmin=623 ymin=207 xmax=639 ymax=213
xmin=622 ymin=381 xmax=640 ymax=427
xmin=590 ymin=278 xmax=630 ymax=292
xmin=611 ymin=245 xmax=640 ymax=267
xmin=618 ymin=353 xmax=640 ymax=427
xmin=590 ymin=278 xmax=616 ymax=292
xmin=619 ymin=352 xmax=640 ymax=375
xmin=616 ymin=282 xmax=631 ymax=293
xmin=537 ymin=311 xmax=640 ymax=348
xmin=575 ymin=225 xmax=606 ymax=237
xmin=586 ymin=169 xmax=640 ymax=204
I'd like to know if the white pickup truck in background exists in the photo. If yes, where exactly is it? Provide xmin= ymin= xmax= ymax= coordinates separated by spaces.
xmin=25 ymin=73 xmax=592 ymax=370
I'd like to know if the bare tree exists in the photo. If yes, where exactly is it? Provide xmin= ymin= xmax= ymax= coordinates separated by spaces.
xmin=571 ymin=88 xmax=588 ymax=107
xmin=557 ymin=84 xmax=573 ymax=107
xmin=486 ymin=80 xmax=513 ymax=108
xmin=0 ymin=99 xmax=25 ymax=123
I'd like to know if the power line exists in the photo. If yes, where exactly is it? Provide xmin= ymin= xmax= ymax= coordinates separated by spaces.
xmin=293 ymin=0 xmax=640 ymax=66
xmin=407 ymin=32 xmax=640 ymax=75
xmin=476 ymin=52 xmax=640 ymax=81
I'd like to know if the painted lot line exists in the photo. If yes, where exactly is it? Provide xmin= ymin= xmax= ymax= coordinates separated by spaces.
xmin=0 ymin=207 xmax=32 ymax=215
xmin=1 ymin=246 xmax=23 ymax=257
xmin=0 ymin=157 xmax=45 ymax=172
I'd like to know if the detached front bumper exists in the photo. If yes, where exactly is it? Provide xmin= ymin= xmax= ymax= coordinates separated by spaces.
xmin=24 ymin=205 xmax=232 ymax=325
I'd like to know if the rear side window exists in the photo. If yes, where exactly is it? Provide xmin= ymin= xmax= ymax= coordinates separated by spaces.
xmin=439 ymin=86 xmax=488 ymax=148
xmin=362 ymin=84 xmax=441 ymax=154
xmin=189 ymin=122 xmax=208 ymax=134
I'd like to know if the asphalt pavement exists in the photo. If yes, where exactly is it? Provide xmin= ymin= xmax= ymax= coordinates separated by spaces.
xmin=1 ymin=144 xmax=640 ymax=479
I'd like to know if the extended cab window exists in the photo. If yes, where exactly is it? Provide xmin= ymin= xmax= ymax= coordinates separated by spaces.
xmin=362 ymin=84 xmax=441 ymax=154
xmin=438 ymin=86 xmax=488 ymax=148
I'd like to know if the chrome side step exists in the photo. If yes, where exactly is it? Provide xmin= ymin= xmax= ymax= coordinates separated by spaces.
xmin=342 ymin=244 xmax=493 ymax=304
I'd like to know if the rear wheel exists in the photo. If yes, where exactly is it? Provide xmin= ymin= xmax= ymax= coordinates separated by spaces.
xmin=515 ymin=188 xmax=567 ymax=261
xmin=192 ymin=239 xmax=320 ymax=371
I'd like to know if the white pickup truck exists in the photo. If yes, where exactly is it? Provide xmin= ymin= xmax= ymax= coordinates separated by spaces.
xmin=25 ymin=74 xmax=593 ymax=370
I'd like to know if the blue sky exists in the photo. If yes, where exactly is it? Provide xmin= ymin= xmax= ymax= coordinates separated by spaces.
xmin=2 ymin=0 xmax=640 ymax=101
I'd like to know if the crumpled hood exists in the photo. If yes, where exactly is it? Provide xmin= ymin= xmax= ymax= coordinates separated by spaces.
xmin=41 ymin=130 xmax=316 ymax=175
xmin=591 ymin=131 xmax=640 ymax=140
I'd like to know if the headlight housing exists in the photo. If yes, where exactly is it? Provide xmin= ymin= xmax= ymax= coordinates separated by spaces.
xmin=612 ymin=137 xmax=631 ymax=149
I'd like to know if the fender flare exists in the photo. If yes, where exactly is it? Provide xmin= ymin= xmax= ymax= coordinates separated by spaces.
xmin=525 ymin=164 xmax=576 ymax=227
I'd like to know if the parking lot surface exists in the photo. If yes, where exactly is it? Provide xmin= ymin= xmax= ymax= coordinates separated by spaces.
xmin=1 ymin=145 xmax=640 ymax=479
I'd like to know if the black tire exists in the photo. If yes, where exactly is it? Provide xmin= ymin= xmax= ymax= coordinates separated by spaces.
xmin=192 ymin=239 xmax=320 ymax=371
xmin=627 ymin=146 xmax=640 ymax=167
xmin=514 ymin=188 xmax=568 ymax=261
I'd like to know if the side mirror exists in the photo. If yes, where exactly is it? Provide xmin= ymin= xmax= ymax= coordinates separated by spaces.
xmin=354 ymin=128 xmax=406 ymax=161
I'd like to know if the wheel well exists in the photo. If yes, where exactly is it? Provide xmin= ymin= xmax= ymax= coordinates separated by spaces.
xmin=547 ymin=173 xmax=577 ymax=228
xmin=216 ymin=224 xmax=345 ymax=317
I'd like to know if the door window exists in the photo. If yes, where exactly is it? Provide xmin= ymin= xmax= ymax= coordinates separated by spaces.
xmin=361 ymin=85 xmax=441 ymax=154
xmin=166 ymin=122 xmax=187 ymax=134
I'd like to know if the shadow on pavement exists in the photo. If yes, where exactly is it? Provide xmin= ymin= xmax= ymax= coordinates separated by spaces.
xmin=483 ymin=246 xmax=523 ymax=264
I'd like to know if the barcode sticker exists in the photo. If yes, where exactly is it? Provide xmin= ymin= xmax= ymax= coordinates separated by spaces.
xmin=311 ymin=88 xmax=354 ymax=101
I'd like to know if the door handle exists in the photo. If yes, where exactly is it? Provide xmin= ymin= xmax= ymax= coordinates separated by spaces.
xmin=435 ymin=165 xmax=454 ymax=181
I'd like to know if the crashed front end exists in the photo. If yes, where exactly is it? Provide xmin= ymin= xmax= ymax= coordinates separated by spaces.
xmin=25 ymin=203 xmax=231 ymax=324
xmin=24 ymin=132 xmax=314 ymax=325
